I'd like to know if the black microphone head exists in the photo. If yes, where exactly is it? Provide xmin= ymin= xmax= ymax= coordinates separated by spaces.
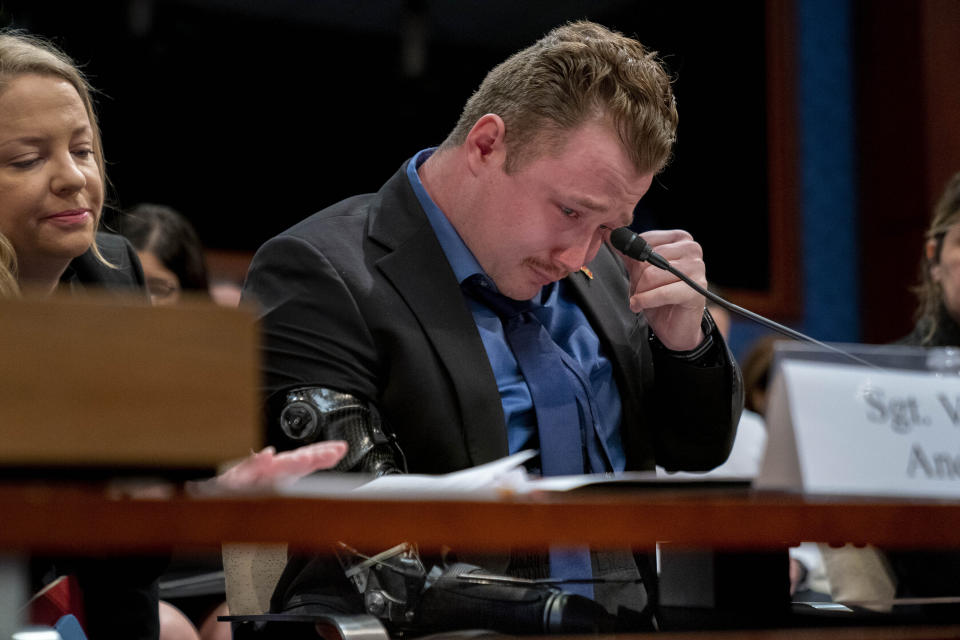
xmin=609 ymin=227 xmax=634 ymax=250
xmin=610 ymin=227 xmax=649 ymax=261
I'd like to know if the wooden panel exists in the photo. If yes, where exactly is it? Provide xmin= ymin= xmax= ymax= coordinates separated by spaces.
xmin=205 ymin=249 xmax=254 ymax=286
xmin=920 ymin=0 xmax=960 ymax=212
xmin=856 ymin=0 xmax=960 ymax=342
xmin=3 ymin=485 xmax=960 ymax=555
xmin=725 ymin=0 xmax=802 ymax=320
xmin=0 ymin=296 xmax=261 ymax=468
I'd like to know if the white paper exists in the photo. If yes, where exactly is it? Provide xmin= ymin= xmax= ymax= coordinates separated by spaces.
xmin=352 ymin=449 xmax=538 ymax=497
xmin=281 ymin=450 xmax=537 ymax=500
xmin=280 ymin=448 xmax=748 ymax=500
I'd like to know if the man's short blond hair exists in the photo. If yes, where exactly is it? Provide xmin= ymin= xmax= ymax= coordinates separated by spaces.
xmin=440 ymin=21 xmax=678 ymax=175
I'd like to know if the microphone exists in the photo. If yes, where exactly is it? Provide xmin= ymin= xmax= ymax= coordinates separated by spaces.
xmin=608 ymin=227 xmax=876 ymax=367
xmin=608 ymin=227 xmax=670 ymax=270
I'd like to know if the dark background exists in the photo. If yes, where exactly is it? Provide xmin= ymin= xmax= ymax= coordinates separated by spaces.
xmin=0 ymin=0 xmax=770 ymax=291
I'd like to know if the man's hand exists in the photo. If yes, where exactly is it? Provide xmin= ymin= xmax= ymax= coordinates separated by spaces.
xmin=617 ymin=229 xmax=706 ymax=351
xmin=214 ymin=440 xmax=348 ymax=489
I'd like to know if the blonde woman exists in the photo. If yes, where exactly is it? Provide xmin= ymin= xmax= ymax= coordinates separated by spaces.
xmin=905 ymin=171 xmax=960 ymax=345
xmin=0 ymin=30 xmax=145 ymax=298
xmin=0 ymin=29 xmax=348 ymax=640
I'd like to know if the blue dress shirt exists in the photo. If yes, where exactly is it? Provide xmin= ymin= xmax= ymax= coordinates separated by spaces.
xmin=406 ymin=148 xmax=625 ymax=473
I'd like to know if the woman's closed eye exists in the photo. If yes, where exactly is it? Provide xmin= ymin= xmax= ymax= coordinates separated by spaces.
xmin=10 ymin=156 xmax=41 ymax=169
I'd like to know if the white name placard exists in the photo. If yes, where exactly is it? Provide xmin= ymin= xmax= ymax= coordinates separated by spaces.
xmin=756 ymin=359 xmax=960 ymax=497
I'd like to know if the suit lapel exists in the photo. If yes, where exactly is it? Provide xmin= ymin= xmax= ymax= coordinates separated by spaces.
xmin=370 ymin=165 xmax=510 ymax=465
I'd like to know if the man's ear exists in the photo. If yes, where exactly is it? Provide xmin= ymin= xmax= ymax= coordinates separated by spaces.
xmin=927 ymin=238 xmax=942 ymax=282
xmin=464 ymin=114 xmax=507 ymax=176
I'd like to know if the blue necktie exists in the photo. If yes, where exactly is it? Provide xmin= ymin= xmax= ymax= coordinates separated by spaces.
xmin=462 ymin=274 xmax=594 ymax=599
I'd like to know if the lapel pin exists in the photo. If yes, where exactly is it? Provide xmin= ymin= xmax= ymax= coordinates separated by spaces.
xmin=579 ymin=266 xmax=594 ymax=280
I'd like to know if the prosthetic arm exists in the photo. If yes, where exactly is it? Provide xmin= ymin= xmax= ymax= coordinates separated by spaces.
xmin=273 ymin=387 xmax=613 ymax=635
xmin=277 ymin=387 xmax=406 ymax=476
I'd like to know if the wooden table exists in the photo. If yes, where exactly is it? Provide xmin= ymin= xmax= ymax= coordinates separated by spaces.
xmin=3 ymin=482 xmax=959 ymax=553
xmin=5 ymin=482 xmax=960 ymax=638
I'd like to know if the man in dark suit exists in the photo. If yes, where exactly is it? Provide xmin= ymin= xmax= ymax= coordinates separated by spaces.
xmin=243 ymin=21 xmax=742 ymax=625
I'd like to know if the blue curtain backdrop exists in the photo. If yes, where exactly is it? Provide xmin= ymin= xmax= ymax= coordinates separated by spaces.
xmin=798 ymin=0 xmax=859 ymax=343
xmin=728 ymin=0 xmax=859 ymax=361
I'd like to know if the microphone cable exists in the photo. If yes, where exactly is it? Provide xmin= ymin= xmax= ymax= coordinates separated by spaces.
xmin=608 ymin=227 xmax=877 ymax=369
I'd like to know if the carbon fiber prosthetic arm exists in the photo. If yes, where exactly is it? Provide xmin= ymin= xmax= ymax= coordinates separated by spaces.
xmin=278 ymin=387 xmax=406 ymax=476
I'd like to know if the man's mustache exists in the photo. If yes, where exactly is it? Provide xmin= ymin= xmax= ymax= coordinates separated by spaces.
xmin=523 ymin=258 xmax=572 ymax=281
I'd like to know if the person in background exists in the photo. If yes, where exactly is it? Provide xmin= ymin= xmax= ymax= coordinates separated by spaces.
xmin=879 ymin=170 xmax=960 ymax=618
xmin=740 ymin=333 xmax=778 ymax=417
xmin=0 ymin=29 xmax=349 ymax=640
xmin=0 ymin=33 xmax=141 ymax=298
xmin=116 ymin=203 xmax=333 ymax=639
xmin=904 ymin=171 xmax=960 ymax=346
xmin=740 ymin=334 xmax=830 ymax=601
xmin=119 ymin=203 xmax=210 ymax=305
xmin=0 ymin=27 xmax=162 ymax=640
xmin=808 ymin=174 xmax=960 ymax=617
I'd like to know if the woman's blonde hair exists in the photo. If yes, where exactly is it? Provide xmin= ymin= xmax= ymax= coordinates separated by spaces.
xmin=914 ymin=172 xmax=960 ymax=343
xmin=0 ymin=232 xmax=18 ymax=297
xmin=0 ymin=30 xmax=108 ymax=267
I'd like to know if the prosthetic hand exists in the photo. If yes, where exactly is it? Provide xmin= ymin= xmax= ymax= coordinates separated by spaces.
xmin=335 ymin=543 xmax=615 ymax=635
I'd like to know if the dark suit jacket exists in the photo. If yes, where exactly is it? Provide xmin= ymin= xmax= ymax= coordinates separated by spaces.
xmin=244 ymin=161 xmax=743 ymax=616
xmin=60 ymin=232 xmax=146 ymax=294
